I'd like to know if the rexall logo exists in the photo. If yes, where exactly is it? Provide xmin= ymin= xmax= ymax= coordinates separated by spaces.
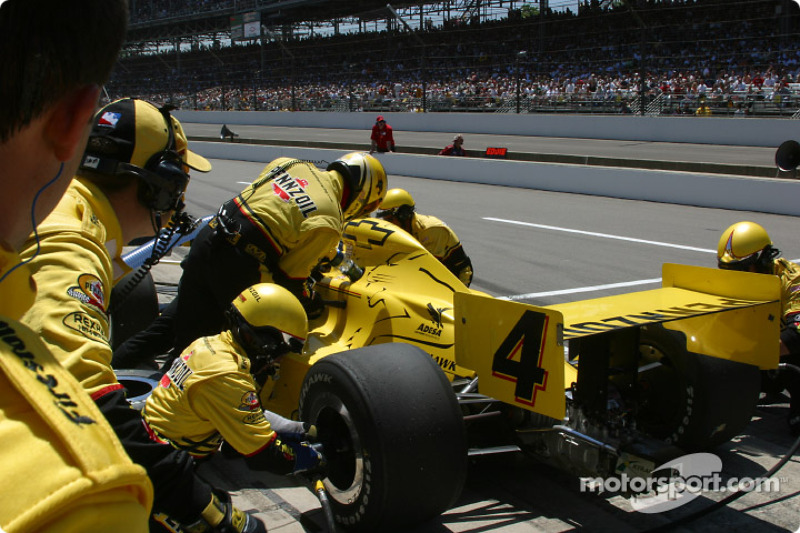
xmin=580 ymin=452 xmax=781 ymax=514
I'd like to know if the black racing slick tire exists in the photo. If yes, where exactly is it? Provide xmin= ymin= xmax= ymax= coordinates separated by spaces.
xmin=299 ymin=343 xmax=467 ymax=532
xmin=636 ymin=324 xmax=761 ymax=451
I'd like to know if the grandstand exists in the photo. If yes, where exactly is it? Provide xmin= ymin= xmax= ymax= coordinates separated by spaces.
xmin=112 ymin=0 xmax=800 ymax=117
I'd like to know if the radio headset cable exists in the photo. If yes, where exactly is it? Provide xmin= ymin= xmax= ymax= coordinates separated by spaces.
xmin=110 ymin=210 xmax=207 ymax=315
xmin=643 ymin=362 xmax=800 ymax=532
xmin=0 ymin=162 xmax=64 ymax=284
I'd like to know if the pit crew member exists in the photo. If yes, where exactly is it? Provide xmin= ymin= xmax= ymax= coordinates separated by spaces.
xmin=143 ymin=283 xmax=323 ymax=476
xmin=0 ymin=2 xmax=154 ymax=532
xmin=165 ymin=152 xmax=387 ymax=356
xmin=377 ymin=188 xmax=474 ymax=286
xmin=20 ymin=98 xmax=266 ymax=532
xmin=717 ymin=221 xmax=800 ymax=434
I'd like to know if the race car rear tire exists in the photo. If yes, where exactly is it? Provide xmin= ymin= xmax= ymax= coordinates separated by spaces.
xmin=299 ymin=343 xmax=467 ymax=532
xmin=637 ymin=324 xmax=761 ymax=451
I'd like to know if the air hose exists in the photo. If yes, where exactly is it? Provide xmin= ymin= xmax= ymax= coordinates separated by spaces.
xmin=314 ymin=479 xmax=338 ymax=533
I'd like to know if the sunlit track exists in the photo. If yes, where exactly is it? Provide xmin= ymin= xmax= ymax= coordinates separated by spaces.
xmin=157 ymin=156 xmax=800 ymax=533
xmin=500 ymin=277 xmax=662 ymax=301
xmin=484 ymin=217 xmax=717 ymax=254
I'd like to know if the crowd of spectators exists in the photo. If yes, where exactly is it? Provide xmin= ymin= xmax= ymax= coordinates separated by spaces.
xmin=113 ymin=0 xmax=800 ymax=116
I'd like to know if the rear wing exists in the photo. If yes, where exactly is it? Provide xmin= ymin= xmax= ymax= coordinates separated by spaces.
xmin=454 ymin=264 xmax=780 ymax=420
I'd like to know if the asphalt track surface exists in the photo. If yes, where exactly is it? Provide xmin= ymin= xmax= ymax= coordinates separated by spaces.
xmin=147 ymin=135 xmax=800 ymax=532
xmin=181 ymin=122 xmax=784 ymax=177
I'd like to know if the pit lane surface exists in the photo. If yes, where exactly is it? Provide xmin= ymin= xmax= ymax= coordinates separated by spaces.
xmin=182 ymin=122 xmax=779 ymax=172
xmin=156 ymin=157 xmax=800 ymax=532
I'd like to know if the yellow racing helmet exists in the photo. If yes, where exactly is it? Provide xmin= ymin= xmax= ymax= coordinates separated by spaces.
xmin=327 ymin=152 xmax=387 ymax=221
xmin=379 ymin=188 xmax=415 ymax=211
xmin=717 ymin=221 xmax=776 ymax=271
xmin=227 ymin=283 xmax=308 ymax=371
xmin=376 ymin=188 xmax=416 ymax=222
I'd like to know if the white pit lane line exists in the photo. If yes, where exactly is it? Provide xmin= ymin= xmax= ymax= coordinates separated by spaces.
xmin=487 ymin=217 xmax=800 ymax=301
xmin=483 ymin=217 xmax=716 ymax=254
xmin=485 ymin=217 xmax=716 ymax=301
xmin=500 ymin=278 xmax=663 ymax=301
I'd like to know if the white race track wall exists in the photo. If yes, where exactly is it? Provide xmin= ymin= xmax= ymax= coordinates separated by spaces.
xmin=174 ymin=110 xmax=800 ymax=148
xmin=191 ymin=141 xmax=800 ymax=217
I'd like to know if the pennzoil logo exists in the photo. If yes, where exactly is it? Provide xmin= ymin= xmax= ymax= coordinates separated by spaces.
xmin=239 ymin=391 xmax=261 ymax=411
xmin=66 ymin=274 xmax=106 ymax=312
xmin=272 ymin=172 xmax=318 ymax=217
xmin=161 ymin=353 xmax=192 ymax=390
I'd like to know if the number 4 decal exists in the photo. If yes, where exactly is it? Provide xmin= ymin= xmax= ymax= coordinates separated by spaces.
xmin=492 ymin=310 xmax=549 ymax=406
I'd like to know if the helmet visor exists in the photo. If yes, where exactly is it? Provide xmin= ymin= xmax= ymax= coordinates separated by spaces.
xmin=245 ymin=325 xmax=304 ymax=358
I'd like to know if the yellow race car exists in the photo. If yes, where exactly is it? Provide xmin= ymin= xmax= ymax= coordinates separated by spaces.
xmin=255 ymin=217 xmax=780 ymax=531
xmin=115 ymin=216 xmax=780 ymax=532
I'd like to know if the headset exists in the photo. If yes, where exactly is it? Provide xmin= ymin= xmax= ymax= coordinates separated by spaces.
xmin=80 ymin=107 xmax=189 ymax=214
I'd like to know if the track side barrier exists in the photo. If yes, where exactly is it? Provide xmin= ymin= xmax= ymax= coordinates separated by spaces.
xmin=191 ymin=141 xmax=800 ymax=217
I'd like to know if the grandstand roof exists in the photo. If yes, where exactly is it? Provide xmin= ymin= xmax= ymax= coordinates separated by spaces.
xmin=127 ymin=0 xmax=423 ymax=43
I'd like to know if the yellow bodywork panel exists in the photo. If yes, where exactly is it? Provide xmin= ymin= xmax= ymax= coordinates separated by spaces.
xmin=258 ymin=214 xmax=780 ymax=424
xmin=456 ymin=263 xmax=780 ymax=420
xmin=259 ymin=217 xmax=479 ymax=417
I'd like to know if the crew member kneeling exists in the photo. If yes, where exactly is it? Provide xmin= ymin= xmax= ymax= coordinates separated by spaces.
xmin=377 ymin=188 xmax=474 ymax=286
xmin=143 ymin=283 xmax=324 ymax=476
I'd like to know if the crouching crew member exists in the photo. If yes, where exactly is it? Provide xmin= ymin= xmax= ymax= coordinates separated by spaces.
xmin=142 ymin=283 xmax=324 ymax=475
xmin=377 ymin=188 xmax=474 ymax=286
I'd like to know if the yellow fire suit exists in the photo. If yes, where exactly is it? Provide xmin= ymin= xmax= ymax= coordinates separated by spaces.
xmin=170 ymin=158 xmax=348 ymax=354
xmin=409 ymin=213 xmax=474 ymax=286
xmin=221 ymin=157 xmax=346 ymax=285
xmin=143 ymin=331 xmax=278 ymax=457
xmin=19 ymin=176 xmax=217 ymax=524
xmin=0 ymin=246 xmax=152 ymax=533
xmin=775 ymin=258 xmax=800 ymax=329
xmin=21 ymin=177 xmax=129 ymax=398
